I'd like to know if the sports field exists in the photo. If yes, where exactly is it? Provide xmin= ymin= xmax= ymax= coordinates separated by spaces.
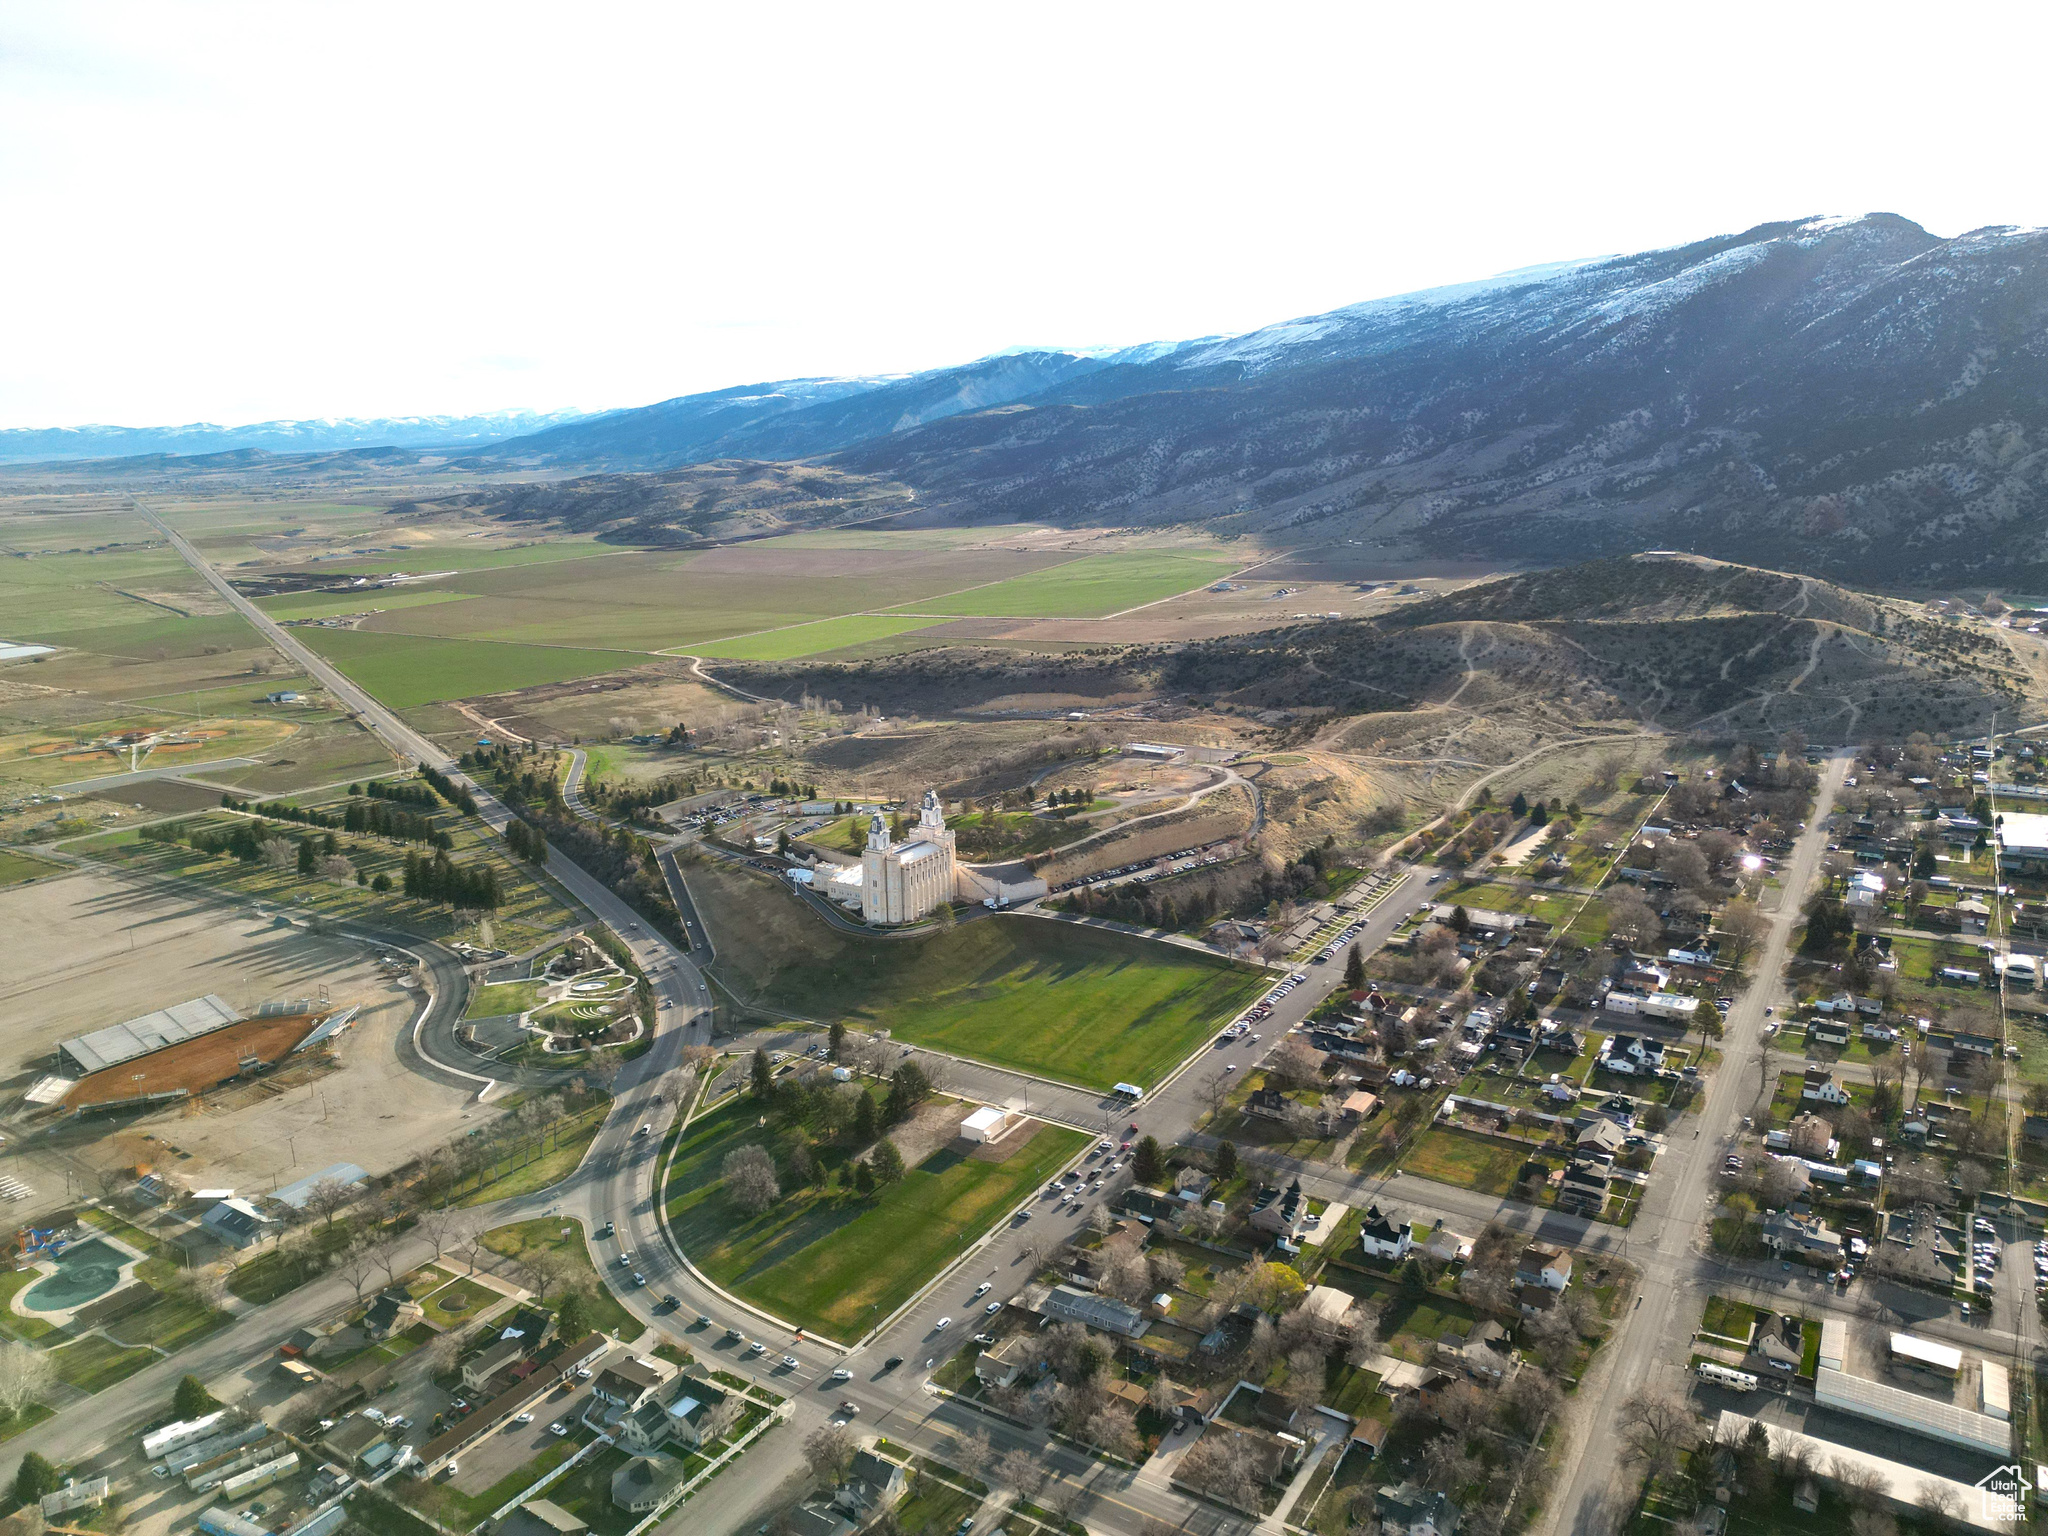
xmin=687 ymin=614 xmax=943 ymax=660
xmin=665 ymin=1097 xmax=1085 ymax=1338
xmin=888 ymin=550 xmax=1239 ymax=619
xmin=296 ymin=628 xmax=640 ymax=709
xmin=687 ymin=856 xmax=1263 ymax=1088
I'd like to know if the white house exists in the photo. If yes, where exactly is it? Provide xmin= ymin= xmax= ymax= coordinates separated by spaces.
xmin=1359 ymin=1204 xmax=1413 ymax=1262
xmin=1801 ymin=1068 xmax=1851 ymax=1105
xmin=1515 ymin=1243 xmax=1573 ymax=1292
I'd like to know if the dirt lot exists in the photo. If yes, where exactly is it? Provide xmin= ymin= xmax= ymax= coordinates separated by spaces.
xmin=0 ymin=867 xmax=496 ymax=1203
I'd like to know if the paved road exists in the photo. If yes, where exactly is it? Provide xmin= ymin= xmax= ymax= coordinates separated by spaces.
xmin=1536 ymin=753 xmax=1851 ymax=1536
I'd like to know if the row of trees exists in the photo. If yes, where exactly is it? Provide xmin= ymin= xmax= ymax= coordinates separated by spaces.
xmin=401 ymin=849 xmax=501 ymax=910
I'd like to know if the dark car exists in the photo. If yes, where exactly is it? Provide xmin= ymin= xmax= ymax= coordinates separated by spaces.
xmin=881 ymin=1356 xmax=903 ymax=1373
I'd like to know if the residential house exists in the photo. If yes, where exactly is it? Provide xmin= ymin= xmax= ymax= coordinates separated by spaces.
xmin=1807 ymin=1017 xmax=1851 ymax=1048
xmin=1514 ymin=1244 xmax=1572 ymax=1292
xmin=1037 ymin=1285 xmax=1149 ymax=1339
xmin=1800 ymin=1068 xmax=1851 ymax=1105
xmin=1435 ymin=1319 xmax=1520 ymax=1385
xmin=975 ymin=1335 xmax=1036 ymax=1390
xmin=461 ymin=1337 xmax=529 ymax=1394
xmin=498 ymin=1306 xmax=557 ymax=1350
xmin=201 ymin=1198 xmax=275 ymax=1250
xmin=1245 ymin=1086 xmax=1295 ymax=1121
xmin=1540 ymin=1078 xmax=1580 ymax=1104
xmin=588 ymin=1356 xmax=675 ymax=1414
xmin=1952 ymin=1032 xmax=1999 ymax=1058
xmin=1600 ymin=1034 xmax=1667 ymax=1075
xmin=1249 ymin=1179 xmax=1309 ymax=1241
xmin=322 ymin=1416 xmax=389 ymax=1470
xmin=2023 ymin=1115 xmax=2048 ymax=1147
xmin=1749 ymin=1318 xmax=1801 ymax=1377
xmin=832 ymin=1450 xmax=908 ymax=1527
xmin=611 ymin=1457 xmax=689 ymax=1516
xmin=1576 ymin=1119 xmax=1626 ymax=1157
xmin=1299 ymin=1285 xmax=1356 ymax=1340
xmin=1359 ymin=1204 xmax=1413 ymax=1263
xmin=1376 ymin=1481 xmax=1462 ymax=1536
xmin=1760 ymin=1210 xmax=1842 ymax=1264
xmin=606 ymin=1375 xmax=728 ymax=1456
xmin=362 ymin=1288 xmax=423 ymax=1342
xmin=1556 ymin=1163 xmax=1609 ymax=1216
xmin=1515 ymin=1284 xmax=1558 ymax=1317
xmin=1184 ymin=1423 xmax=1304 ymax=1491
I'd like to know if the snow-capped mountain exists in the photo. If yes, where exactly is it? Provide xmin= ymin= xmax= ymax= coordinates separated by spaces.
xmin=0 ymin=409 xmax=594 ymax=463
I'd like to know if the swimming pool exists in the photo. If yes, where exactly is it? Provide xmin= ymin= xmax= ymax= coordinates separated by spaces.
xmin=21 ymin=1238 xmax=129 ymax=1313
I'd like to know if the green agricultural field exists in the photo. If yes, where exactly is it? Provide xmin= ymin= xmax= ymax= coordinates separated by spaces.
xmin=35 ymin=613 xmax=260 ymax=661
xmin=688 ymin=858 xmax=1262 ymax=1087
xmin=8 ymin=547 xmax=220 ymax=636
xmin=258 ymin=589 xmax=479 ymax=623
xmin=665 ymin=1097 xmax=1085 ymax=1339
xmin=296 ymin=628 xmax=640 ymax=708
xmin=686 ymin=614 xmax=945 ymax=660
xmin=888 ymin=551 xmax=1238 ymax=619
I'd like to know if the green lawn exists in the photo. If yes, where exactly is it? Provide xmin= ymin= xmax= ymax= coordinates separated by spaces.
xmin=455 ymin=1109 xmax=606 ymax=1207
xmin=296 ymin=628 xmax=640 ymax=709
xmin=50 ymin=1335 xmax=159 ymax=1393
xmin=0 ymin=851 xmax=59 ymax=887
xmin=893 ymin=1470 xmax=981 ymax=1535
xmin=886 ymin=551 xmax=1238 ymax=619
xmin=666 ymin=1098 xmax=1086 ymax=1340
xmin=1401 ymin=1127 xmax=1539 ymax=1196
xmin=465 ymin=978 xmax=550 ymax=1019
xmin=696 ymin=865 xmax=1264 ymax=1089
xmin=687 ymin=614 xmax=945 ymax=660
xmin=1698 ymin=1295 xmax=1763 ymax=1343
xmin=478 ymin=1217 xmax=634 ymax=1338
xmin=419 ymin=1278 xmax=496 ymax=1329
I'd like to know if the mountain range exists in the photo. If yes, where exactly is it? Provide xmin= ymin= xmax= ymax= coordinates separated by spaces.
xmin=0 ymin=408 xmax=594 ymax=463
xmin=16 ymin=213 xmax=2048 ymax=587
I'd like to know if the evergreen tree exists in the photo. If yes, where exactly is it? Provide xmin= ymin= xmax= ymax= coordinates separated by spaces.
xmin=750 ymin=1049 xmax=773 ymax=1098
xmin=14 ymin=1452 xmax=60 ymax=1507
xmin=556 ymin=1290 xmax=590 ymax=1342
xmin=1214 ymin=1140 xmax=1239 ymax=1183
xmin=296 ymin=837 xmax=316 ymax=875
xmin=870 ymin=1138 xmax=905 ymax=1184
xmin=1132 ymin=1136 xmax=1165 ymax=1187
xmin=1342 ymin=944 xmax=1366 ymax=991
xmin=829 ymin=1022 xmax=846 ymax=1061
xmin=173 ymin=1372 xmax=214 ymax=1418
xmin=852 ymin=1090 xmax=879 ymax=1143
xmin=854 ymin=1160 xmax=876 ymax=1196
xmin=1510 ymin=791 xmax=1529 ymax=818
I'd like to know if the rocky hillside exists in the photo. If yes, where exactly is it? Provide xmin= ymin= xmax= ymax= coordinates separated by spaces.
xmin=717 ymin=556 xmax=2028 ymax=743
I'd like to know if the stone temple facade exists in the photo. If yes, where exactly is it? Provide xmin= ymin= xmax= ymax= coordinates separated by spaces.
xmin=861 ymin=789 xmax=958 ymax=924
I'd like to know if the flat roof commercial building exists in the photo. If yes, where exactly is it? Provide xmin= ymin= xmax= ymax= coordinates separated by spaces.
xmin=1715 ymin=1412 xmax=2017 ymax=1532
xmin=1814 ymin=1366 xmax=2010 ymax=1458
xmin=1888 ymin=1331 xmax=1962 ymax=1377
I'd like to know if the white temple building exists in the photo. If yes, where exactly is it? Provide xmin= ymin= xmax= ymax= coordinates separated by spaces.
xmin=860 ymin=789 xmax=959 ymax=923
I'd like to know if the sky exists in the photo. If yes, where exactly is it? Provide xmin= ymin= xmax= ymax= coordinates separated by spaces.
xmin=4 ymin=1 xmax=2047 ymax=428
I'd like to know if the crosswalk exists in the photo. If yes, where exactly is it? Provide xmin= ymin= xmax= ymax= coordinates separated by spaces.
xmin=0 ymin=1176 xmax=35 ymax=1203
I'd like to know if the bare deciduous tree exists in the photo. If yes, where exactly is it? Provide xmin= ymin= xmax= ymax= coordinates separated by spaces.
xmin=0 ymin=1341 xmax=55 ymax=1421
xmin=723 ymin=1144 xmax=781 ymax=1214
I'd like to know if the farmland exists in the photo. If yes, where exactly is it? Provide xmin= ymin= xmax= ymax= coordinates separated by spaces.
xmin=688 ymin=614 xmax=945 ymax=660
xmin=295 ymin=628 xmax=645 ymax=709
xmin=886 ymin=550 xmax=1239 ymax=619
xmin=685 ymin=854 xmax=1263 ymax=1087
xmin=664 ymin=1096 xmax=1085 ymax=1339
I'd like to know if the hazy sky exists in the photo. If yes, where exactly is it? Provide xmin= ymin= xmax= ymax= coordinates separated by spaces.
xmin=5 ymin=2 xmax=2045 ymax=427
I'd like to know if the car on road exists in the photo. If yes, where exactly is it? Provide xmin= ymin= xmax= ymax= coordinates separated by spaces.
xmin=747 ymin=1341 xmax=766 ymax=1355
xmin=831 ymin=1367 xmax=853 ymax=1382
xmin=663 ymin=1293 xmax=679 ymax=1309
xmin=974 ymin=1281 xmax=991 ymax=1297
xmin=697 ymin=1314 xmax=712 ymax=1327
xmin=838 ymin=1401 xmax=860 ymax=1417
xmin=633 ymin=1273 xmax=647 ymax=1287
xmin=725 ymin=1326 xmax=744 ymax=1341
xmin=985 ymin=1301 xmax=1002 ymax=1314
xmin=550 ymin=1421 xmax=569 ymax=1437
xmin=881 ymin=1356 xmax=903 ymax=1372
xmin=513 ymin=1413 xmax=534 ymax=1427
xmin=780 ymin=1354 xmax=800 ymax=1368
xmin=935 ymin=1317 xmax=952 ymax=1331
xmin=1223 ymin=1063 xmax=1237 ymax=1072
xmin=616 ymin=1252 xmax=633 ymax=1266
xmin=596 ymin=1221 xmax=614 ymax=1239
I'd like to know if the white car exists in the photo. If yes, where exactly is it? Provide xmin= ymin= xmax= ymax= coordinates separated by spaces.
xmin=985 ymin=1301 xmax=1002 ymax=1314
xmin=513 ymin=1412 xmax=534 ymax=1427
xmin=831 ymin=1367 xmax=852 ymax=1382
xmin=550 ymin=1421 xmax=569 ymax=1437
xmin=974 ymin=1282 xmax=991 ymax=1297
xmin=935 ymin=1316 xmax=952 ymax=1331
xmin=780 ymin=1354 xmax=800 ymax=1368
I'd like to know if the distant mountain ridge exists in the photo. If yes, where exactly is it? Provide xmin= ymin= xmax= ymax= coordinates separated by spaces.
xmin=0 ymin=408 xmax=595 ymax=463
xmin=468 ymin=213 xmax=2048 ymax=584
